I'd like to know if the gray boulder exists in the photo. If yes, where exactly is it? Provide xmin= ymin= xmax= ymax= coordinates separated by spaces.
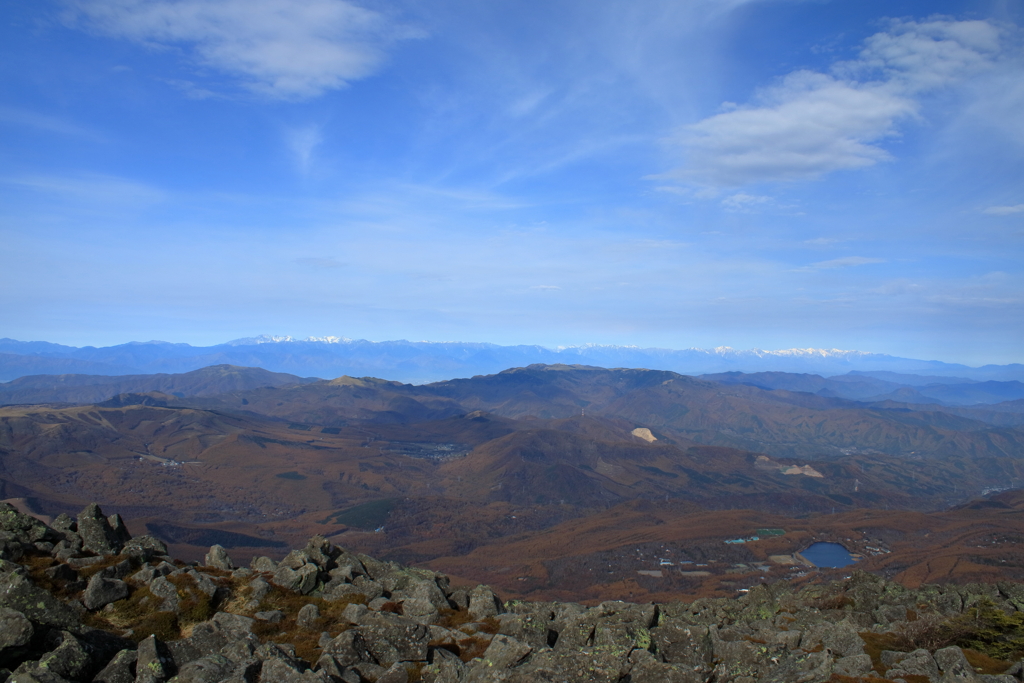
xmin=479 ymin=634 xmax=531 ymax=670
xmin=203 ymin=546 xmax=233 ymax=571
xmin=467 ymin=585 xmax=503 ymax=621
xmin=35 ymin=632 xmax=91 ymax=682
xmin=272 ymin=564 xmax=319 ymax=595
xmin=627 ymin=649 xmax=705 ymax=683
xmin=0 ymin=607 xmax=33 ymax=649
xmin=0 ymin=572 xmax=81 ymax=631
xmin=167 ymin=654 xmax=234 ymax=683
xmin=83 ymin=574 xmax=130 ymax=611
xmin=136 ymin=635 xmax=175 ymax=683
xmin=936 ymin=646 xmax=983 ymax=683
xmin=296 ymin=604 xmax=320 ymax=629
xmin=884 ymin=648 xmax=941 ymax=682
xmin=92 ymin=649 xmax=137 ymax=683
xmin=76 ymin=504 xmax=124 ymax=556
xmin=359 ymin=612 xmax=430 ymax=667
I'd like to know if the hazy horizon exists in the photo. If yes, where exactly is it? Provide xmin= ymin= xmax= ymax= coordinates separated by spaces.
xmin=3 ymin=0 xmax=1023 ymax=365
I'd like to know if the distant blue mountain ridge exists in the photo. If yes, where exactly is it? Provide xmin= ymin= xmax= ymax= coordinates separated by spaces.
xmin=1 ymin=335 xmax=1022 ymax=386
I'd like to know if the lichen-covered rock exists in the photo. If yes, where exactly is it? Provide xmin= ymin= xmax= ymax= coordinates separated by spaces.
xmin=627 ymin=649 xmax=705 ymax=683
xmin=0 ymin=571 xmax=81 ymax=631
xmin=359 ymin=612 xmax=430 ymax=667
xmin=166 ymin=654 xmax=235 ymax=683
xmin=935 ymin=646 xmax=983 ymax=683
xmin=833 ymin=653 xmax=874 ymax=677
xmin=92 ymin=649 xmax=137 ymax=683
xmin=136 ymin=635 xmax=175 ymax=683
xmin=36 ymin=631 xmax=91 ymax=682
xmin=76 ymin=504 xmax=124 ymax=556
xmin=758 ymin=650 xmax=833 ymax=683
xmin=479 ymin=634 xmax=531 ymax=670
xmin=884 ymin=648 xmax=941 ymax=682
xmin=0 ymin=607 xmax=33 ymax=650
xmin=499 ymin=646 xmax=632 ymax=683
xmin=323 ymin=631 xmax=373 ymax=667
xmin=0 ymin=503 xmax=58 ymax=547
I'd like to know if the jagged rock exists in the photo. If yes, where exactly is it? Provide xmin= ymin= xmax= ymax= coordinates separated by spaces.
xmin=377 ymin=662 xmax=411 ymax=683
xmin=400 ymin=598 xmax=440 ymax=625
xmin=467 ymin=585 xmax=503 ymax=621
xmin=92 ymin=649 xmax=138 ymax=683
xmin=130 ymin=562 xmax=174 ymax=585
xmin=8 ymin=669 xmax=74 ymax=683
xmin=555 ymin=601 xmax=655 ymax=652
xmin=447 ymin=589 xmax=469 ymax=611
xmin=77 ymin=504 xmax=125 ymax=556
xmin=420 ymin=650 xmax=465 ymax=683
xmin=108 ymin=515 xmax=132 ymax=547
xmin=799 ymin=618 xmax=865 ymax=657
xmin=257 ymin=657 xmax=327 ymax=682
xmin=759 ymin=650 xmax=833 ymax=683
xmin=250 ymin=556 xmax=278 ymax=573
xmin=0 ymin=571 xmax=81 ymax=631
xmin=213 ymin=611 xmax=256 ymax=634
xmin=272 ymin=563 xmax=319 ymax=594
xmin=479 ymin=634 xmax=531 ymax=669
xmin=122 ymin=536 xmax=168 ymax=562
xmin=297 ymin=603 xmax=320 ymax=629
xmin=833 ymin=653 xmax=874 ymax=677
xmin=341 ymin=603 xmax=368 ymax=624
xmin=166 ymin=654 xmax=235 ymax=683
xmin=84 ymin=574 xmax=130 ymax=610
xmin=323 ymin=631 xmax=373 ymax=667
xmin=255 ymin=610 xmax=284 ymax=623
xmin=884 ymin=648 xmax=941 ymax=682
xmin=495 ymin=612 xmax=550 ymax=649
xmin=136 ymin=635 xmax=174 ymax=683
xmin=499 ymin=646 xmax=632 ymax=682
xmin=0 ymin=607 xmax=33 ymax=649
xmin=627 ymin=649 xmax=704 ymax=683
xmin=936 ymin=646 xmax=983 ymax=683
xmin=44 ymin=564 xmax=78 ymax=583
xmin=148 ymin=576 xmax=180 ymax=612
xmin=203 ymin=545 xmax=233 ymax=571
xmin=36 ymin=631 xmax=91 ymax=682
xmin=359 ymin=612 xmax=431 ymax=667
xmin=0 ymin=503 xmax=58 ymax=546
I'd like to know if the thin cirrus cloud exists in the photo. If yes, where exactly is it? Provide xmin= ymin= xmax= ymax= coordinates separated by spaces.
xmin=667 ymin=18 xmax=1006 ymax=189
xmin=804 ymin=256 xmax=886 ymax=271
xmin=983 ymin=204 xmax=1024 ymax=215
xmin=64 ymin=0 xmax=418 ymax=99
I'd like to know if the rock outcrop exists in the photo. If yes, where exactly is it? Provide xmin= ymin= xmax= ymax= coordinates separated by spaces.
xmin=1 ymin=501 xmax=1023 ymax=683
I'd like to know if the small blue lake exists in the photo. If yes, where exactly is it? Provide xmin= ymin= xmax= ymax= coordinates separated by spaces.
xmin=800 ymin=542 xmax=856 ymax=568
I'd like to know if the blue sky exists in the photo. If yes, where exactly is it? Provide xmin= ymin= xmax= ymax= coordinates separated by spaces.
xmin=2 ymin=0 xmax=1022 ymax=365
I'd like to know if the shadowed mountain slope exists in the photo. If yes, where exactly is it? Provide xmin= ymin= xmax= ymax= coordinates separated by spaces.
xmin=0 ymin=364 xmax=314 ymax=405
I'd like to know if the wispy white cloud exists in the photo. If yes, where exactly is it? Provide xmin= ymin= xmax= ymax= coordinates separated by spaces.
xmin=65 ymin=0 xmax=418 ymax=99
xmin=286 ymin=125 xmax=323 ymax=173
xmin=530 ymin=285 xmax=561 ymax=290
xmin=802 ymin=256 xmax=885 ymax=271
xmin=667 ymin=18 xmax=1008 ymax=188
xmin=983 ymin=204 xmax=1024 ymax=215
xmin=0 ymin=105 xmax=103 ymax=140
xmin=720 ymin=192 xmax=774 ymax=212
xmin=295 ymin=256 xmax=343 ymax=268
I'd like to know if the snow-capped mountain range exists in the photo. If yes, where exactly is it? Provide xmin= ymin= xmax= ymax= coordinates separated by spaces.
xmin=0 ymin=336 xmax=1020 ymax=384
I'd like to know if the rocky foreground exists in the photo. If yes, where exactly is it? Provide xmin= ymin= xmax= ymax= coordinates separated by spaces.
xmin=2 ymin=503 xmax=1024 ymax=683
